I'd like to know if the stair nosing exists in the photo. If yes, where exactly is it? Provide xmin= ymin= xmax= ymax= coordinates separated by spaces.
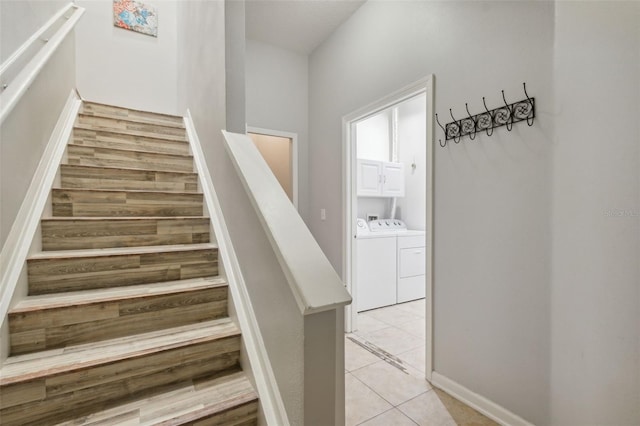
xmin=60 ymin=163 xmax=198 ymax=177
xmin=27 ymin=242 xmax=218 ymax=260
xmin=41 ymin=216 xmax=210 ymax=222
xmin=0 ymin=319 xmax=239 ymax=386
xmin=74 ymin=123 xmax=187 ymax=143
xmin=52 ymin=187 xmax=203 ymax=196
xmin=9 ymin=276 xmax=227 ymax=314
xmin=67 ymin=143 xmax=194 ymax=160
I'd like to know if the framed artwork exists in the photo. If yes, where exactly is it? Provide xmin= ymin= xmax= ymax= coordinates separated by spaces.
xmin=113 ymin=0 xmax=157 ymax=37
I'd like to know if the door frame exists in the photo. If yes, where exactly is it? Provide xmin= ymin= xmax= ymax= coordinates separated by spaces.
xmin=246 ymin=126 xmax=299 ymax=209
xmin=342 ymin=75 xmax=435 ymax=380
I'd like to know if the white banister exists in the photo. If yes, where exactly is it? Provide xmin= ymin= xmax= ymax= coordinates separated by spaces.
xmin=222 ymin=130 xmax=352 ymax=315
xmin=0 ymin=2 xmax=84 ymax=124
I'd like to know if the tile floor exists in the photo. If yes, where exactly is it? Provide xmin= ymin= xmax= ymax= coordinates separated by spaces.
xmin=345 ymin=299 xmax=498 ymax=426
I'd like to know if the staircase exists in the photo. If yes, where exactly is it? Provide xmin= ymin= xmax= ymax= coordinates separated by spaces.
xmin=0 ymin=102 xmax=259 ymax=425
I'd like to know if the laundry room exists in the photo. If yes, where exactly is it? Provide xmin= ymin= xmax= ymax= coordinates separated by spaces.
xmin=353 ymin=92 xmax=427 ymax=314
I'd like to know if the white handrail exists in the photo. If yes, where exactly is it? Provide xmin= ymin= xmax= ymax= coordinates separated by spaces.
xmin=222 ymin=130 xmax=352 ymax=315
xmin=0 ymin=2 xmax=84 ymax=124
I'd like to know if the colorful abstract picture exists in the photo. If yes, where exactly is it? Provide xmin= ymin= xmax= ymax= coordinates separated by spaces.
xmin=113 ymin=0 xmax=157 ymax=37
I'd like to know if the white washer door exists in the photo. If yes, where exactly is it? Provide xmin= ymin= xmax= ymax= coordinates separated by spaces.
xmin=356 ymin=235 xmax=397 ymax=311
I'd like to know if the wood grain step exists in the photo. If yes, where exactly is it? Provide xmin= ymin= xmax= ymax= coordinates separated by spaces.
xmin=60 ymin=164 xmax=199 ymax=193
xmin=52 ymin=188 xmax=203 ymax=217
xmin=81 ymin=101 xmax=185 ymax=129
xmin=41 ymin=217 xmax=210 ymax=250
xmin=27 ymin=244 xmax=218 ymax=295
xmin=76 ymin=115 xmax=186 ymax=141
xmin=0 ymin=319 xmax=241 ymax=425
xmin=9 ymin=277 xmax=227 ymax=355
xmin=54 ymin=370 xmax=258 ymax=425
xmin=67 ymin=145 xmax=194 ymax=173
xmin=73 ymin=127 xmax=190 ymax=155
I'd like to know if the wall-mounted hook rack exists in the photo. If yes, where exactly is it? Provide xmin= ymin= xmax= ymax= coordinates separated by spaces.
xmin=439 ymin=83 xmax=535 ymax=147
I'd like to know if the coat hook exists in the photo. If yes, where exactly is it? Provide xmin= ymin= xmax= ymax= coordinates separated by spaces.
xmin=482 ymin=96 xmax=494 ymax=136
xmin=449 ymin=109 xmax=461 ymax=143
xmin=501 ymin=90 xmax=513 ymax=131
xmin=464 ymin=103 xmax=477 ymax=140
xmin=522 ymin=82 xmax=534 ymax=126
xmin=435 ymin=113 xmax=447 ymax=147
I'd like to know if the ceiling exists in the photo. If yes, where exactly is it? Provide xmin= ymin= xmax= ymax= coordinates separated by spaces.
xmin=245 ymin=0 xmax=366 ymax=55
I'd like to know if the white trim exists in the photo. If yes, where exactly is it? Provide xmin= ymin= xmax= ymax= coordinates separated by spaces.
xmin=341 ymin=75 xmax=435 ymax=379
xmin=245 ymin=126 xmax=299 ymax=210
xmin=185 ymin=112 xmax=290 ymax=426
xmin=0 ymin=3 xmax=85 ymax=125
xmin=431 ymin=372 xmax=535 ymax=426
xmin=0 ymin=90 xmax=81 ymax=327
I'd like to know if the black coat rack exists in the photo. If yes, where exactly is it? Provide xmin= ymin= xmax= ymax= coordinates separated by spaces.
xmin=436 ymin=83 xmax=535 ymax=147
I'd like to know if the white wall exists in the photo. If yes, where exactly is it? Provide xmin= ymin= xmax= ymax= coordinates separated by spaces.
xmin=550 ymin=2 xmax=640 ymax=424
xmin=75 ymin=0 xmax=178 ymax=115
xmin=225 ymin=0 xmax=246 ymax=133
xmin=177 ymin=4 xmax=304 ymax=425
xmin=0 ymin=2 xmax=76 ymax=247
xmin=245 ymin=40 xmax=309 ymax=222
xmin=245 ymin=40 xmax=310 ymax=220
xmin=0 ymin=0 xmax=67 ymax=63
xmin=396 ymin=94 xmax=426 ymax=231
xmin=309 ymin=1 xmax=554 ymax=424
xmin=355 ymin=109 xmax=390 ymax=161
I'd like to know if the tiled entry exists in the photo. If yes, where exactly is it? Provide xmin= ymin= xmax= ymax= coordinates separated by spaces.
xmin=345 ymin=300 xmax=498 ymax=426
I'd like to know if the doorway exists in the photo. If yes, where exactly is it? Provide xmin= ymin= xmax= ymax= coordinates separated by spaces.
xmin=342 ymin=75 xmax=434 ymax=380
xmin=246 ymin=127 xmax=298 ymax=209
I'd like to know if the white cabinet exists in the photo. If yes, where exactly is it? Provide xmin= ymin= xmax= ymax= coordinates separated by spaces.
xmin=397 ymin=234 xmax=426 ymax=303
xmin=357 ymin=159 xmax=405 ymax=197
xmin=356 ymin=235 xmax=397 ymax=311
xmin=381 ymin=162 xmax=404 ymax=197
xmin=357 ymin=159 xmax=382 ymax=196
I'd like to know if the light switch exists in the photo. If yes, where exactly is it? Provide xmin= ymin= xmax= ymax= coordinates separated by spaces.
xmin=321 ymin=209 xmax=326 ymax=220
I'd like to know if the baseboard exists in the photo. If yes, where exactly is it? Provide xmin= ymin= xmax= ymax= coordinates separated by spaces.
xmin=0 ymin=89 xmax=80 ymax=327
xmin=430 ymin=371 xmax=535 ymax=426
xmin=184 ymin=111 xmax=290 ymax=426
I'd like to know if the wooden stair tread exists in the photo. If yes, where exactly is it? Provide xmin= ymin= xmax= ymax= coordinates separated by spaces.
xmin=52 ymin=187 xmax=202 ymax=195
xmin=53 ymin=371 xmax=258 ymax=426
xmin=28 ymin=242 xmax=218 ymax=260
xmin=60 ymin=164 xmax=199 ymax=193
xmin=68 ymin=143 xmax=194 ymax=160
xmin=0 ymin=319 xmax=239 ymax=385
xmin=73 ymin=128 xmax=190 ymax=155
xmin=10 ymin=277 xmax=226 ymax=313
xmin=41 ymin=216 xmax=208 ymax=221
xmin=81 ymin=101 xmax=185 ymax=129
xmin=74 ymin=123 xmax=186 ymax=143
xmin=60 ymin=164 xmax=198 ymax=178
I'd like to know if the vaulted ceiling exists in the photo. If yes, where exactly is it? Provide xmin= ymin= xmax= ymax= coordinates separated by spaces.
xmin=245 ymin=0 xmax=366 ymax=54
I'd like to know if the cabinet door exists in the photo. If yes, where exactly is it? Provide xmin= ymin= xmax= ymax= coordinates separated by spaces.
xmin=356 ymin=236 xmax=397 ymax=311
xmin=357 ymin=159 xmax=382 ymax=196
xmin=382 ymin=162 xmax=405 ymax=197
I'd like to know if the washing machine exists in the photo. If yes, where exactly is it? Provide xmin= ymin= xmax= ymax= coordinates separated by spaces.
xmin=355 ymin=219 xmax=406 ymax=312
